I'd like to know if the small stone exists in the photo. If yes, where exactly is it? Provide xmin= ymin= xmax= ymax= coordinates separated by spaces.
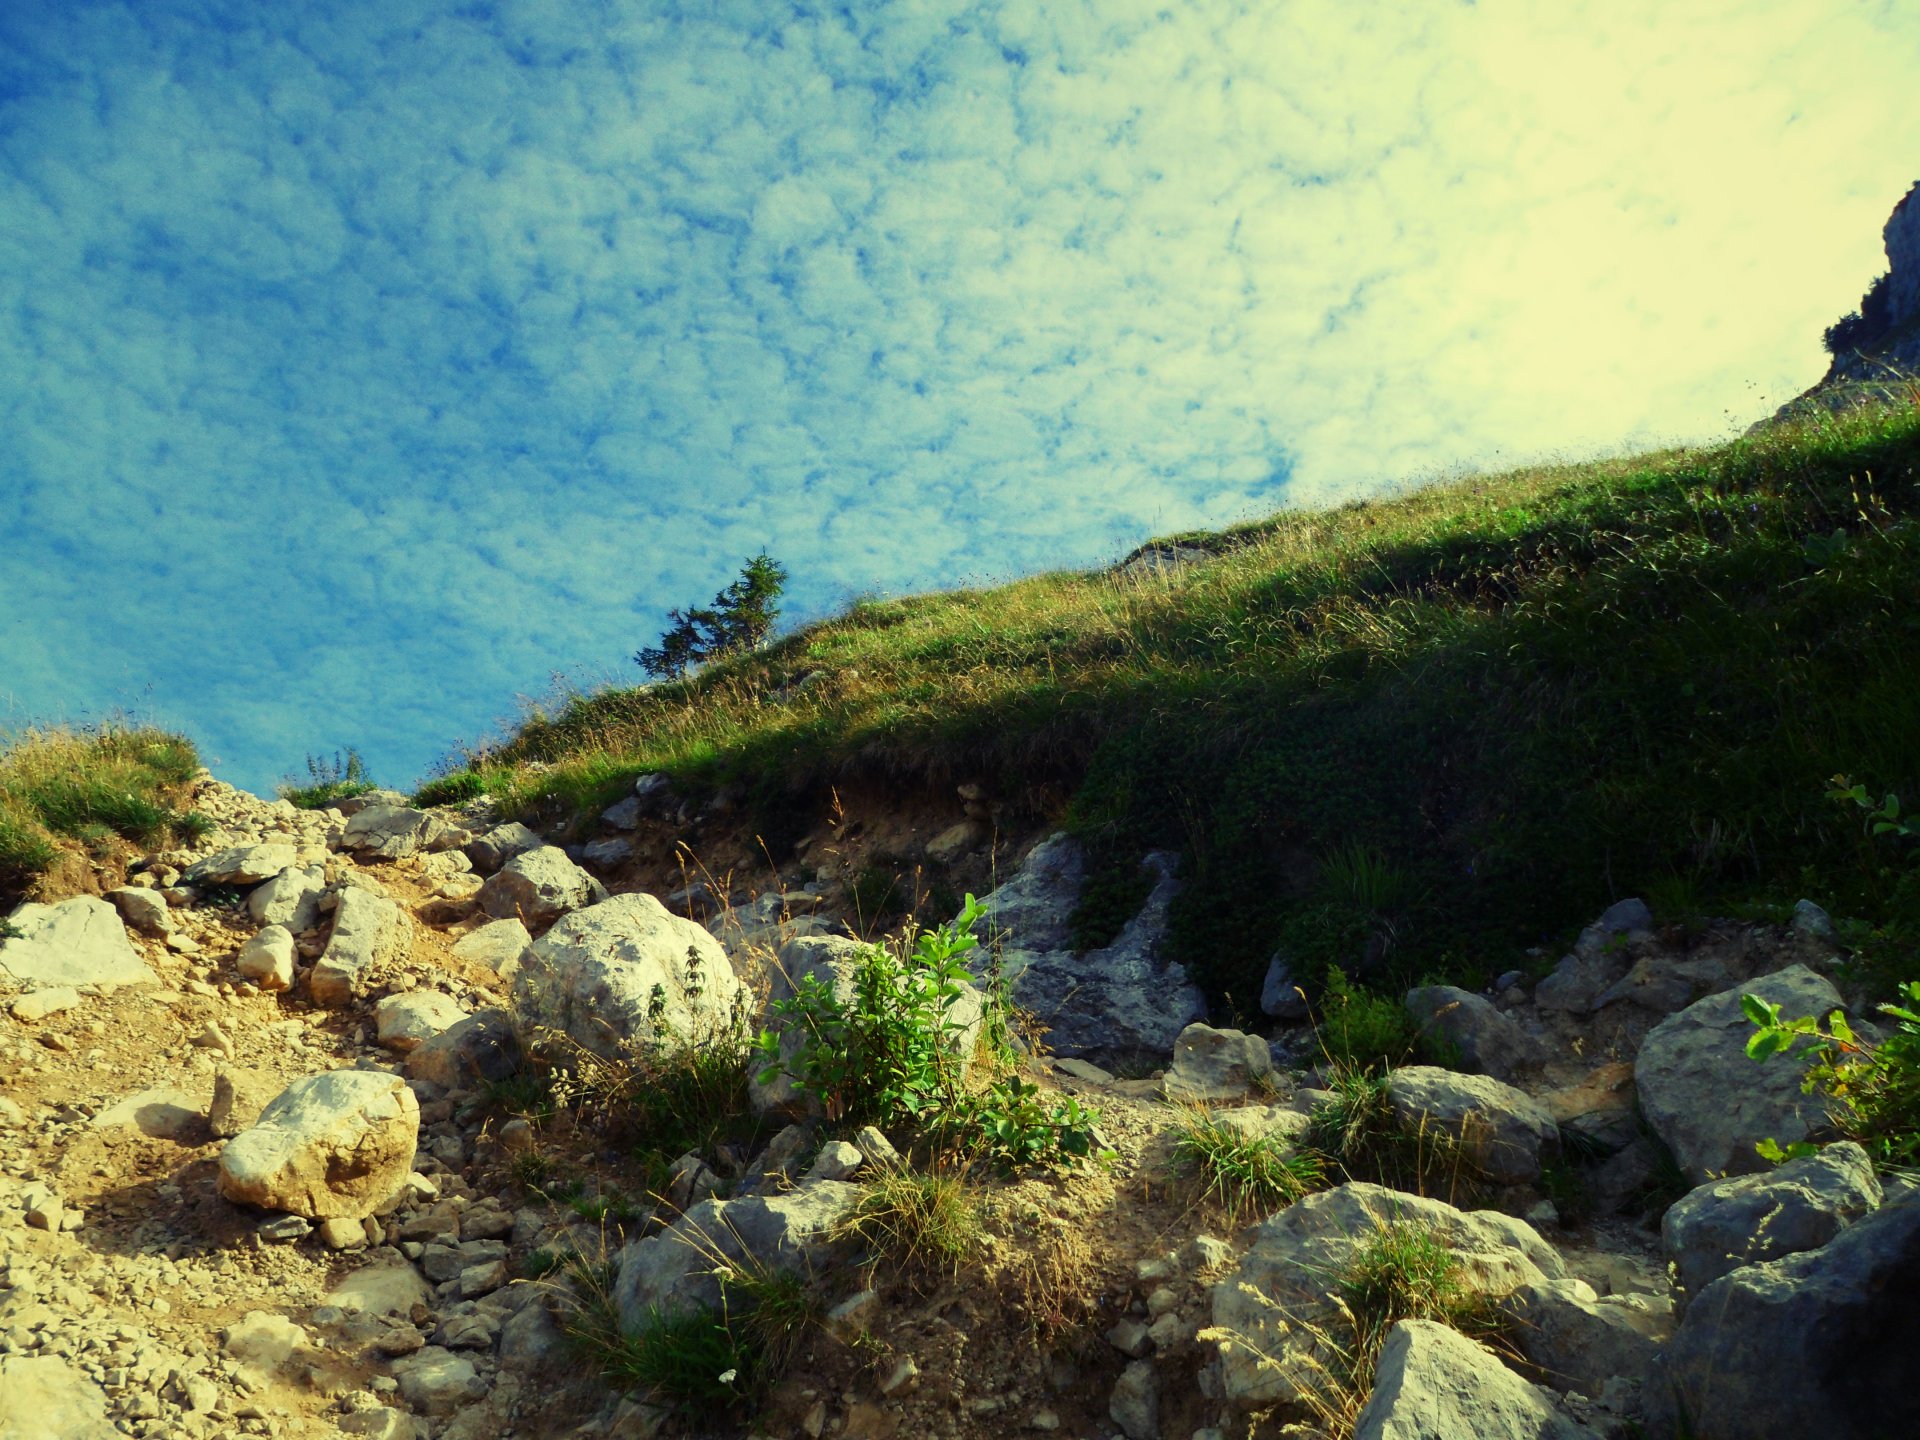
xmin=459 ymin=1260 xmax=507 ymax=1298
xmin=805 ymin=1140 xmax=864 ymax=1183
xmin=236 ymin=927 xmax=297 ymax=992
xmin=850 ymin=1125 xmax=900 ymax=1169
xmin=319 ymin=1217 xmax=370 ymax=1251
xmin=877 ymin=1356 xmax=919 ymax=1395
xmin=258 ymin=1215 xmax=312 ymax=1244
xmin=192 ymin=1021 xmax=235 ymax=1058
xmin=10 ymin=987 xmax=82 ymax=1023
xmin=1107 ymin=1317 xmax=1153 ymax=1358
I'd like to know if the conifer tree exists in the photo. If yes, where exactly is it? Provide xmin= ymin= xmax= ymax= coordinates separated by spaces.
xmin=636 ymin=552 xmax=788 ymax=680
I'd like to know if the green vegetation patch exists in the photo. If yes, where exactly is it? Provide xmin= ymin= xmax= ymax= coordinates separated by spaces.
xmin=450 ymin=403 xmax=1920 ymax=1005
xmin=0 ymin=725 xmax=205 ymax=900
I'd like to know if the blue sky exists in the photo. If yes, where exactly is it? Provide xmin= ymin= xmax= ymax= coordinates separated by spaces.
xmin=4 ymin=0 xmax=1919 ymax=794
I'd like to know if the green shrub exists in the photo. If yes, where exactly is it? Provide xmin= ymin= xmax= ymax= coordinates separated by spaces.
xmin=1745 ymin=979 xmax=1920 ymax=1171
xmin=757 ymin=899 xmax=1106 ymax=1171
xmin=1170 ymin=1108 xmax=1327 ymax=1220
xmin=279 ymin=748 xmax=377 ymax=809
xmin=414 ymin=769 xmax=488 ymax=807
xmin=1303 ymin=1069 xmax=1478 ymax=1200
xmin=1314 ymin=967 xmax=1416 ymax=1072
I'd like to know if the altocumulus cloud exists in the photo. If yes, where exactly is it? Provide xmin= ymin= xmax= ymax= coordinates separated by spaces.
xmin=3 ymin=0 xmax=1918 ymax=790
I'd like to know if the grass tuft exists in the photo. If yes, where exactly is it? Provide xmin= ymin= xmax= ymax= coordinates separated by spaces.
xmin=1170 ymin=1108 xmax=1327 ymax=1221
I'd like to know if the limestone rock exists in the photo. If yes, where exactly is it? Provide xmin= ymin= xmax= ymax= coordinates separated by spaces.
xmin=1656 ymin=1194 xmax=1920 ymax=1440
xmin=1260 ymin=955 xmax=1310 ymax=1020
xmin=104 ymin=885 xmax=172 ymax=935
xmin=514 ymin=893 xmax=746 ymax=1061
xmin=479 ymin=845 xmax=597 ymax=928
xmin=184 ymin=843 xmax=298 ymax=885
xmin=222 ymin=1311 xmax=308 ymax=1383
xmin=1163 ymin=1023 xmax=1273 ymax=1102
xmin=405 ymin=1008 xmax=523 ymax=1089
xmin=1497 ymin=1277 xmax=1671 ymax=1397
xmin=1354 ymin=1320 xmax=1596 ymax=1440
xmin=752 ymin=934 xmax=983 ymax=1118
xmin=1661 ymin=1141 xmax=1881 ymax=1310
xmin=391 ymin=1347 xmax=484 ymax=1416
xmin=614 ymin=1181 xmax=863 ymax=1328
xmin=218 ymin=1070 xmax=420 ymax=1219
xmin=0 ymin=1355 xmax=117 ymax=1440
xmin=464 ymin=822 xmax=544 ymax=875
xmin=1635 ymin=965 xmax=1843 ymax=1183
xmin=339 ymin=805 xmax=449 ymax=861
xmin=1404 ymin=985 xmax=1546 ymax=1081
xmin=1109 ymin=1359 xmax=1160 ymax=1440
xmin=91 ymin=1085 xmax=204 ymax=1141
xmin=246 ymin=864 xmax=328 ymax=930
xmin=1386 ymin=1066 xmax=1559 ymax=1185
xmin=1209 ymin=1182 xmax=1566 ymax=1408
xmin=978 ymin=837 xmax=1206 ymax=1059
xmin=451 ymin=917 xmax=532 ymax=981
xmin=311 ymin=887 xmax=405 ymax=1007
xmin=375 ymin=990 xmax=470 ymax=1053
xmin=10 ymin=987 xmax=81 ymax=1022
xmin=209 ymin=1066 xmax=276 ymax=1138
xmin=236 ymin=924 xmax=297 ymax=991
xmin=0 ymin=897 xmax=157 ymax=992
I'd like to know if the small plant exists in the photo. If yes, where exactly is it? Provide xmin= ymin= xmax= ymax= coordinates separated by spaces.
xmin=1170 ymin=1108 xmax=1327 ymax=1220
xmin=602 ymin=1303 xmax=754 ymax=1411
xmin=1303 ymin=1067 xmax=1478 ymax=1201
xmin=943 ymin=1078 xmax=1111 ymax=1173
xmin=837 ymin=1167 xmax=982 ymax=1280
xmin=1313 ymin=966 xmax=1417 ymax=1072
xmin=279 ymin=748 xmax=377 ymax=809
xmin=1337 ymin=1219 xmax=1503 ymax=1357
xmin=1744 ymin=980 xmax=1920 ymax=1171
xmin=521 ymin=1247 xmax=562 ymax=1280
xmin=756 ymin=899 xmax=987 ymax=1130
xmin=569 ymin=1187 xmax=645 ymax=1226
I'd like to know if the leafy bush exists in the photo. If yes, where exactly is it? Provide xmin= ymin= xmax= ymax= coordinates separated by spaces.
xmin=756 ymin=899 xmax=1106 ymax=1172
xmin=279 ymin=748 xmax=376 ymax=809
xmin=1744 ymin=980 xmax=1920 ymax=1171
xmin=1171 ymin=1108 xmax=1327 ymax=1220
xmin=1313 ymin=967 xmax=1416 ymax=1072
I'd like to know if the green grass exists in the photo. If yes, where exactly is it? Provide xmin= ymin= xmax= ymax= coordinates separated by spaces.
xmin=1169 ymin=1108 xmax=1327 ymax=1221
xmin=834 ymin=1167 xmax=983 ymax=1279
xmin=1336 ymin=1219 xmax=1505 ymax=1357
xmin=0 ymin=725 xmax=206 ymax=901
xmin=431 ymin=401 xmax=1920 ymax=1006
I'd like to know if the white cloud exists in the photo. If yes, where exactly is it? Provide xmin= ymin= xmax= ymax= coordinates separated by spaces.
xmin=2 ymin=0 xmax=1917 ymax=788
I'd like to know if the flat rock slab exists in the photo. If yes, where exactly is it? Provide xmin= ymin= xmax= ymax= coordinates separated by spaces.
xmin=375 ymin=991 xmax=470 ymax=1052
xmin=218 ymin=1070 xmax=420 ymax=1219
xmin=0 ymin=1354 xmax=117 ymax=1440
xmin=0 ymin=897 xmax=157 ymax=992
xmin=326 ymin=1258 xmax=433 ymax=1317
xmin=449 ymin=917 xmax=532 ymax=981
xmin=183 ymin=844 xmax=298 ymax=885
xmin=91 ymin=1085 xmax=206 ymax=1142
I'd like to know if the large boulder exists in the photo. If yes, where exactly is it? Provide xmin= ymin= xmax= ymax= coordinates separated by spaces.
xmin=0 ymin=1355 xmax=117 ymax=1440
xmin=1163 ymin=1023 xmax=1273 ymax=1102
xmin=1496 ymin=1277 xmax=1671 ymax=1397
xmin=977 ymin=838 xmax=1205 ymax=1058
xmin=1661 ymin=1142 xmax=1881 ymax=1311
xmin=751 ymin=934 xmax=985 ymax=1119
xmin=0 ymin=897 xmax=157 ymax=992
xmin=1208 ymin=1183 xmax=1566 ymax=1408
xmin=512 ymin=893 xmax=746 ymax=1060
xmin=246 ymin=864 xmax=328 ymax=931
xmin=1635 ymin=965 xmax=1843 ymax=1183
xmin=217 ymin=1070 xmax=420 ymax=1219
xmin=450 ymin=918 xmax=532 ymax=982
xmin=1404 ymin=985 xmax=1546 ymax=1081
xmin=1386 ymin=1066 xmax=1559 ymax=1185
xmin=310 ymin=887 xmax=406 ymax=1007
xmin=464 ymin=822 xmax=545 ymax=875
xmin=1355 ymin=1320 xmax=1598 ymax=1440
xmin=183 ymin=843 xmax=299 ymax=885
xmin=479 ymin=846 xmax=597 ymax=928
xmin=338 ymin=805 xmax=449 ymax=860
xmin=1655 ymin=1194 xmax=1920 ymax=1440
xmin=612 ymin=1181 xmax=863 ymax=1327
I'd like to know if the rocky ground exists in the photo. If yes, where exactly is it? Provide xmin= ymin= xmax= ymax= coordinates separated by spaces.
xmin=0 ymin=772 xmax=1913 ymax=1440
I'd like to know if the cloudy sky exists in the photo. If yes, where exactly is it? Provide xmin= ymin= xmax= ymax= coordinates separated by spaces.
xmin=4 ymin=0 xmax=1917 ymax=793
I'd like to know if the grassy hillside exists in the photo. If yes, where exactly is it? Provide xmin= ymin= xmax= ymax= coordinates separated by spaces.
xmin=0 ymin=726 xmax=208 ymax=902
xmin=429 ymin=401 xmax=1920 ymax=1011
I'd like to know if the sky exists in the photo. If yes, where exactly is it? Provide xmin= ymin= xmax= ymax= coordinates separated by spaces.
xmin=4 ymin=0 xmax=1919 ymax=794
